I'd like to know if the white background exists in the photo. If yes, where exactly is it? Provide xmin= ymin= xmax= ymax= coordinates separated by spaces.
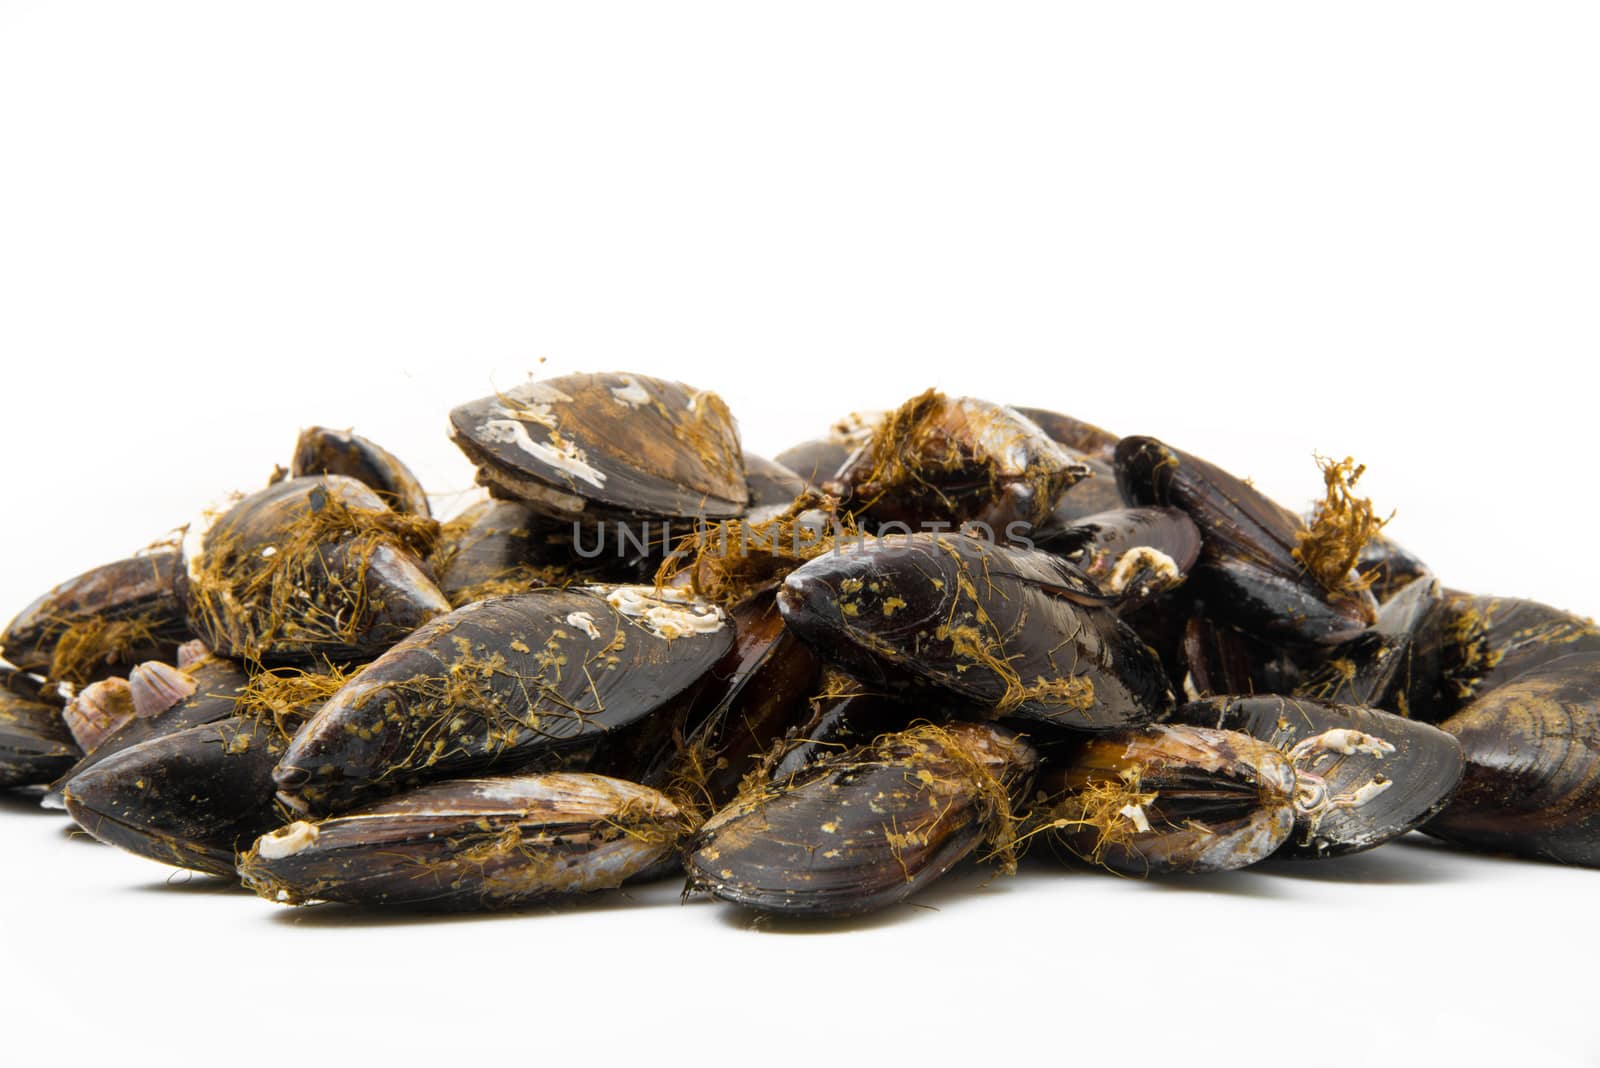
xmin=3 ymin=3 xmax=1598 ymax=1065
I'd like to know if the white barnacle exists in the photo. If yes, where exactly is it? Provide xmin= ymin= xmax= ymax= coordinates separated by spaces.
xmin=603 ymin=585 xmax=725 ymax=640
xmin=565 ymin=611 xmax=601 ymax=639
xmin=609 ymin=376 xmax=652 ymax=408
xmin=257 ymin=821 xmax=319 ymax=860
xmin=1289 ymin=728 xmax=1396 ymax=765
xmin=478 ymin=418 xmax=608 ymax=489
xmin=1339 ymin=776 xmax=1393 ymax=809
xmin=1105 ymin=546 xmax=1181 ymax=596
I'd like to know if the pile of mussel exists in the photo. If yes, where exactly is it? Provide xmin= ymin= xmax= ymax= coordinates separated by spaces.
xmin=4 ymin=374 xmax=1598 ymax=917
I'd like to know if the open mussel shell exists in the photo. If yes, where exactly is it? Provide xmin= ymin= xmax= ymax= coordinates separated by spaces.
xmin=1114 ymin=436 xmax=1376 ymax=646
xmin=0 ymin=549 xmax=189 ymax=682
xmin=825 ymin=392 xmax=1091 ymax=532
xmin=1038 ymin=724 xmax=1297 ymax=875
xmin=777 ymin=533 xmax=1173 ymax=731
xmin=239 ymin=773 xmax=684 ymax=909
xmin=181 ymin=475 xmax=449 ymax=663
xmin=448 ymin=373 xmax=748 ymax=523
xmin=1032 ymin=507 xmax=1202 ymax=608
xmin=42 ymin=656 xmax=250 ymax=810
xmin=274 ymin=586 xmax=734 ymax=815
xmin=0 ymin=677 xmax=79 ymax=789
xmin=685 ymin=722 xmax=1036 ymax=917
xmin=63 ymin=715 xmax=291 ymax=876
xmin=1425 ymin=653 xmax=1600 ymax=866
xmin=1173 ymin=695 xmax=1463 ymax=859
xmin=291 ymin=426 xmax=432 ymax=518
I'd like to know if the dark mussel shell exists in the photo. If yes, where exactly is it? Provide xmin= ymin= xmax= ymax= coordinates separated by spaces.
xmin=1114 ymin=436 xmax=1377 ymax=645
xmin=1356 ymin=533 xmax=1431 ymax=603
xmin=1038 ymin=724 xmax=1297 ymax=875
xmin=773 ymin=411 xmax=882 ymax=489
xmin=274 ymin=586 xmax=735 ymax=815
xmin=743 ymin=454 xmax=807 ymax=519
xmin=239 ymin=773 xmax=685 ymax=909
xmin=0 ymin=549 xmax=188 ymax=682
xmin=1174 ymin=695 xmax=1463 ymax=858
xmin=448 ymin=373 xmax=748 ymax=523
xmin=1425 ymin=653 xmax=1600 ymax=866
xmin=1011 ymin=407 xmax=1120 ymax=465
xmin=63 ymin=715 xmax=292 ymax=875
xmin=631 ymin=593 xmax=821 ymax=812
xmin=825 ymin=392 xmax=1091 ymax=533
xmin=291 ymin=426 xmax=432 ymax=518
xmin=429 ymin=497 xmax=555 ymax=605
xmin=770 ymin=673 xmax=920 ymax=779
xmin=685 ymin=722 xmax=1036 ymax=917
xmin=43 ymin=656 xmax=251 ymax=810
xmin=1295 ymin=576 xmax=1443 ymax=712
xmin=1180 ymin=610 xmax=1306 ymax=700
xmin=1031 ymin=507 xmax=1202 ymax=608
xmin=778 ymin=533 xmax=1173 ymax=731
xmin=0 ymin=671 xmax=78 ymax=788
xmin=181 ymin=476 xmax=449 ymax=663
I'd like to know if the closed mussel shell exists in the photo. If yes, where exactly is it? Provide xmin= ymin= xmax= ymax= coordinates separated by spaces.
xmin=448 ymin=373 xmax=748 ymax=522
xmin=428 ymin=497 xmax=568 ymax=606
xmin=686 ymin=722 xmax=1037 ymax=917
xmin=63 ymin=715 xmax=292 ymax=876
xmin=1174 ymin=695 xmax=1463 ymax=858
xmin=770 ymin=675 xmax=920 ymax=780
xmin=778 ymin=533 xmax=1173 ymax=731
xmin=42 ymin=656 xmax=251 ymax=810
xmin=239 ymin=773 xmax=684 ymax=909
xmin=0 ymin=550 xmax=189 ymax=683
xmin=274 ymin=586 xmax=734 ymax=815
xmin=1038 ymin=723 xmax=1298 ymax=875
xmin=1114 ymin=436 xmax=1377 ymax=645
xmin=0 ymin=672 xmax=78 ymax=789
xmin=181 ymin=476 xmax=449 ymax=663
xmin=291 ymin=426 xmax=432 ymax=518
xmin=1425 ymin=653 xmax=1600 ymax=866
xmin=825 ymin=392 xmax=1090 ymax=533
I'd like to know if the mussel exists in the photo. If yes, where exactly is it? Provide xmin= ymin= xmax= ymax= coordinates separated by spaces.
xmin=778 ymin=533 xmax=1174 ymax=731
xmin=240 ymin=773 xmax=685 ymax=909
xmin=181 ymin=476 xmax=449 ymax=663
xmin=273 ymin=586 xmax=734 ymax=814
xmin=448 ymin=373 xmax=748 ymax=523
xmin=0 ymin=668 xmax=78 ymax=789
xmin=1114 ymin=437 xmax=1378 ymax=645
xmin=1424 ymin=653 xmax=1600 ymax=866
xmin=685 ymin=722 xmax=1036 ymax=916
xmin=825 ymin=391 xmax=1091 ymax=533
xmin=290 ymin=426 xmax=432 ymax=517
xmin=1031 ymin=507 xmax=1202 ymax=608
xmin=1173 ymin=695 xmax=1463 ymax=858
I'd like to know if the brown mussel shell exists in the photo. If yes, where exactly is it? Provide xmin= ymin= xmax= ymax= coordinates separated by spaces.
xmin=1425 ymin=653 xmax=1600 ymax=866
xmin=1114 ymin=436 xmax=1377 ymax=645
xmin=290 ymin=426 xmax=432 ymax=517
xmin=685 ymin=722 xmax=1036 ymax=916
xmin=1011 ymin=406 xmax=1120 ymax=465
xmin=448 ymin=373 xmax=748 ymax=522
xmin=239 ymin=773 xmax=684 ymax=909
xmin=1039 ymin=723 xmax=1297 ymax=875
xmin=777 ymin=533 xmax=1173 ymax=731
xmin=273 ymin=586 xmax=735 ymax=815
xmin=181 ymin=476 xmax=449 ymax=663
xmin=1173 ymin=695 xmax=1463 ymax=858
xmin=63 ymin=715 xmax=292 ymax=876
xmin=0 ymin=550 xmax=189 ymax=682
xmin=825 ymin=392 xmax=1091 ymax=533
